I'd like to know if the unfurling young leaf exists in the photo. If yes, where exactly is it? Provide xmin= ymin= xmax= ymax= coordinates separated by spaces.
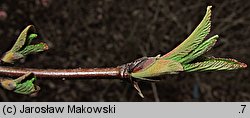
xmin=0 ymin=72 xmax=40 ymax=95
xmin=128 ymin=6 xmax=247 ymax=98
xmin=14 ymin=76 xmax=40 ymax=95
xmin=11 ymin=25 xmax=35 ymax=52
xmin=1 ymin=25 xmax=48 ymax=63
xmin=130 ymin=6 xmax=247 ymax=80
xmin=18 ymin=43 xmax=49 ymax=56
xmin=183 ymin=57 xmax=247 ymax=72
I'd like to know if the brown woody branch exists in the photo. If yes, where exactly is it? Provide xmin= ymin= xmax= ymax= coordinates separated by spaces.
xmin=0 ymin=57 xmax=147 ymax=80
xmin=0 ymin=56 xmax=147 ymax=98
xmin=0 ymin=66 xmax=127 ymax=79
xmin=0 ymin=57 xmax=145 ymax=80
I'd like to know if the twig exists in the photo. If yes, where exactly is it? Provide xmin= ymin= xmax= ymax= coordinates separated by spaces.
xmin=0 ymin=66 xmax=125 ymax=79
xmin=0 ymin=57 xmax=145 ymax=81
xmin=0 ymin=54 xmax=149 ymax=97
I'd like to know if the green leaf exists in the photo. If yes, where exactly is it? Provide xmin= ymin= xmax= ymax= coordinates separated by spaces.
xmin=10 ymin=25 xmax=35 ymax=52
xmin=1 ymin=25 xmax=49 ymax=63
xmin=27 ymin=33 xmax=38 ymax=45
xmin=161 ymin=6 xmax=212 ymax=62
xmin=13 ymin=72 xmax=40 ymax=95
xmin=183 ymin=57 xmax=247 ymax=72
xmin=18 ymin=43 xmax=48 ymax=56
xmin=0 ymin=72 xmax=40 ymax=95
xmin=180 ymin=35 xmax=218 ymax=64
xmin=14 ymin=77 xmax=39 ymax=95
